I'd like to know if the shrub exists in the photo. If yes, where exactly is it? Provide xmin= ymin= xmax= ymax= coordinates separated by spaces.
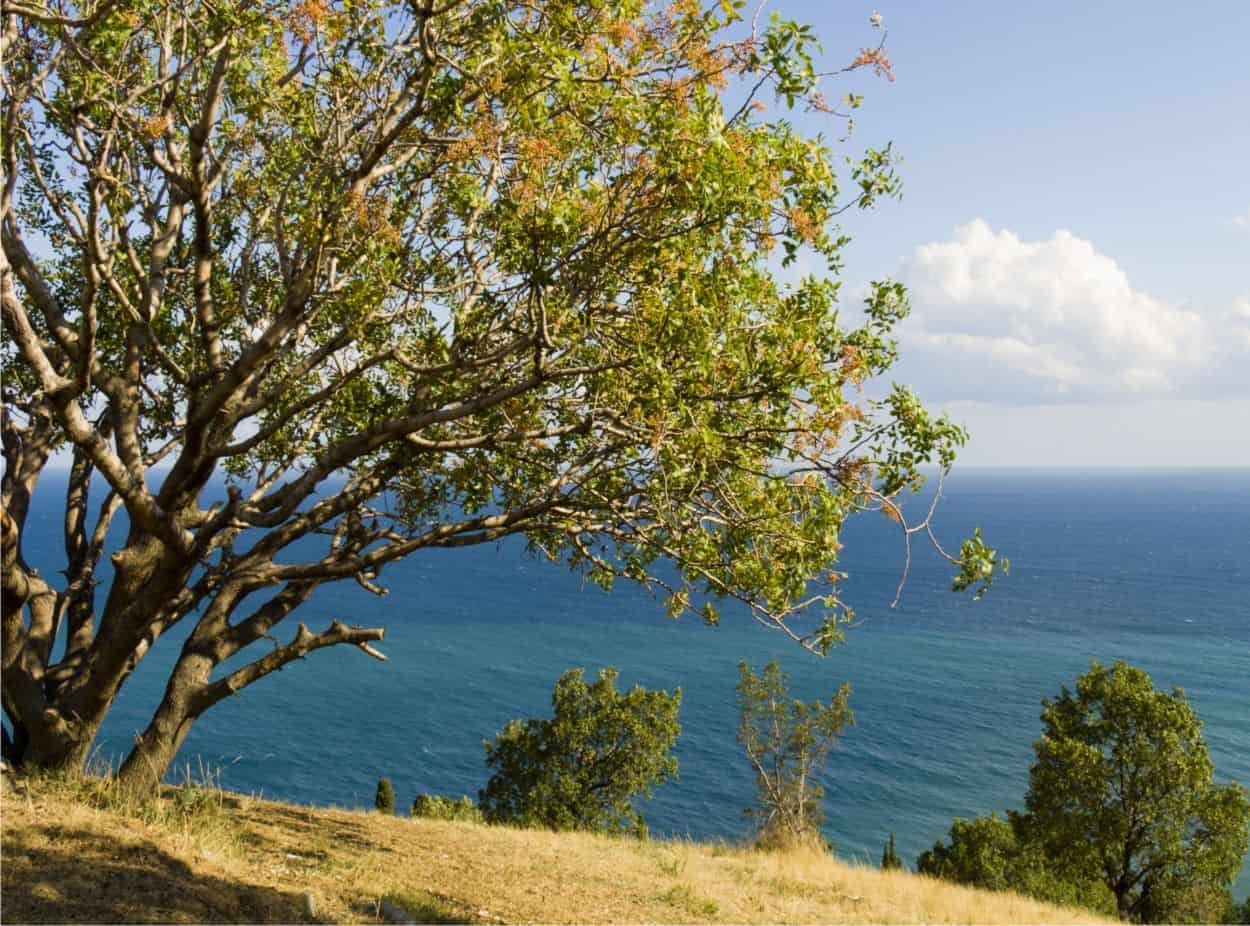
xmin=917 ymin=813 xmax=1115 ymax=916
xmin=918 ymin=814 xmax=1018 ymax=891
xmin=375 ymin=777 xmax=395 ymax=814
xmin=411 ymin=793 xmax=483 ymax=823
xmin=170 ymin=783 xmax=222 ymax=820
xmin=479 ymin=667 xmax=680 ymax=836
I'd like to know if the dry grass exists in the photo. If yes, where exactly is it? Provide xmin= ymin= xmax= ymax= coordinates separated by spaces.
xmin=2 ymin=772 xmax=1114 ymax=924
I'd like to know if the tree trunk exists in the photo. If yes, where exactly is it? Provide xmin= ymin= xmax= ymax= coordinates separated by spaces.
xmin=115 ymin=652 xmax=212 ymax=795
xmin=1 ymin=721 xmax=28 ymax=766
xmin=115 ymin=714 xmax=195 ymax=795
xmin=9 ymin=709 xmax=103 ymax=775
xmin=1114 ymin=881 xmax=1131 ymax=921
xmin=3 ymin=647 xmax=104 ymax=775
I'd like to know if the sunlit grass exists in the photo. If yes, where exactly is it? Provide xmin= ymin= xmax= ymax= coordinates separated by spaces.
xmin=2 ymin=772 xmax=1115 ymax=924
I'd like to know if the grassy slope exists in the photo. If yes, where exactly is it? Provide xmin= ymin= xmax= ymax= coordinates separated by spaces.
xmin=1 ymin=775 xmax=1113 ymax=925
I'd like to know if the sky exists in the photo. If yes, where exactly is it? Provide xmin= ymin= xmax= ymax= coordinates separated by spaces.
xmin=773 ymin=0 xmax=1250 ymax=466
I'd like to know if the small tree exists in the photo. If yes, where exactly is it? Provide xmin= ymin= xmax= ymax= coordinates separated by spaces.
xmin=881 ymin=832 xmax=903 ymax=870
xmin=736 ymin=659 xmax=853 ymax=848
xmin=1024 ymin=661 xmax=1250 ymax=922
xmin=374 ymin=777 xmax=395 ymax=815
xmin=479 ymin=668 xmax=680 ymax=836
xmin=885 ymin=829 xmax=905 ymax=864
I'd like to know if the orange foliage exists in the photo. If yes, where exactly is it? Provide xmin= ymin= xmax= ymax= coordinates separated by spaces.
xmin=289 ymin=0 xmax=329 ymax=44
xmin=606 ymin=19 xmax=637 ymax=45
xmin=516 ymin=136 xmax=560 ymax=170
xmin=850 ymin=47 xmax=895 ymax=82
xmin=787 ymin=207 xmax=820 ymax=243
xmin=141 ymin=114 xmax=170 ymax=139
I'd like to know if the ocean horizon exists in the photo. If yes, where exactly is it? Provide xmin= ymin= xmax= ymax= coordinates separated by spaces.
xmin=15 ymin=467 xmax=1250 ymax=894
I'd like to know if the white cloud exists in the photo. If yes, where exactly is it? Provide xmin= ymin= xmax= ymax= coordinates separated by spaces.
xmin=1233 ymin=206 xmax=1250 ymax=229
xmin=893 ymin=220 xmax=1250 ymax=402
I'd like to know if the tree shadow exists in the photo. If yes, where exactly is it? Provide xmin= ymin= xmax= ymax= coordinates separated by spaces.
xmin=2 ymin=825 xmax=307 ymax=924
xmin=238 ymin=803 xmax=392 ymax=854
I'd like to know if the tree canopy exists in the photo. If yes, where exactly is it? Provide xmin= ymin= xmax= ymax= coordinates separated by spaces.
xmin=1 ymin=0 xmax=1002 ymax=792
xmin=1024 ymin=661 xmax=1250 ymax=922
xmin=920 ymin=661 xmax=1250 ymax=923
xmin=479 ymin=667 xmax=680 ymax=835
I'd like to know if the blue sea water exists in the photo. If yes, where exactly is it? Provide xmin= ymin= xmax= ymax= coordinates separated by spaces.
xmin=14 ymin=468 xmax=1250 ymax=894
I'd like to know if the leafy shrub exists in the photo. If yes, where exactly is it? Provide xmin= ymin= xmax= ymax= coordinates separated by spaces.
xmin=411 ymin=793 xmax=483 ymax=823
xmin=375 ymin=777 xmax=395 ymax=814
xmin=917 ymin=813 xmax=1115 ymax=916
xmin=171 ymin=783 xmax=223 ymax=819
xmin=918 ymin=814 xmax=1018 ymax=891
xmin=479 ymin=667 xmax=680 ymax=836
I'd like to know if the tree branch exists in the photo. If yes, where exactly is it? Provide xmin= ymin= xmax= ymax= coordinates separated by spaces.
xmin=192 ymin=619 xmax=385 ymax=715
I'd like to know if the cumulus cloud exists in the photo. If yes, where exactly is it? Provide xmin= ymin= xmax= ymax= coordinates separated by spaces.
xmin=1233 ymin=206 xmax=1250 ymax=229
xmin=892 ymin=220 xmax=1250 ymax=402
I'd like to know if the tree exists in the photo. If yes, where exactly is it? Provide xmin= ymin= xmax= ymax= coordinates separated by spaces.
xmin=1 ymin=0 xmax=1005 ymax=792
xmin=478 ymin=667 xmax=679 ymax=836
xmin=736 ymin=658 xmax=852 ymax=848
xmin=881 ymin=831 xmax=903 ymax=870
xmin=1023 ymin=661 xmax=1250 ymax=922
xmin=374 ymin=776 xmax=395 ymax=814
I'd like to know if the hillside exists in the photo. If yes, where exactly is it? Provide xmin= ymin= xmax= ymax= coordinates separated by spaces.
xmin=1 ymin=774 xmax=1113 ymax=924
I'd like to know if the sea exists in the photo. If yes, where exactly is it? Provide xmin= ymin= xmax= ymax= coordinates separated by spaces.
xmin=14 ymin=468 xmax=1250 ymax=894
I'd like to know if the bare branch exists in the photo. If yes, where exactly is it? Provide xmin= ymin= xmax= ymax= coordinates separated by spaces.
xmin=193 ymin=619 xmax=385 ymax=715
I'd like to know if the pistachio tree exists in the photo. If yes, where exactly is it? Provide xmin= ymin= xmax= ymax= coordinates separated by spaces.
xmin=1 ymin=0 xmax=1004 ymax=793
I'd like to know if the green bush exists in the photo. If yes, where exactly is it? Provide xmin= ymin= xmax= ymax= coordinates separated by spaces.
xmin=170 ymin=783 xmax=223 ymax=820
xmin=1139 ymin=884 xmax=1241 ymax=925
xmin=375 ymin=777 xmax=395 ymax=815
xmin=479 ymin=667 xmax=680 ymax=836
xmin=411 ymin=793 xmax=483 ymax=823
xmin=917 ymin=813 xmax=1115 ymax=916
xmin=918 ymin=814 xmax=1018 ymax=892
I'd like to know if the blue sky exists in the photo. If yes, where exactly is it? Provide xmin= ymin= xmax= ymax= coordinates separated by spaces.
xmin=774 ymin=0 xmax=1250 ymax=465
